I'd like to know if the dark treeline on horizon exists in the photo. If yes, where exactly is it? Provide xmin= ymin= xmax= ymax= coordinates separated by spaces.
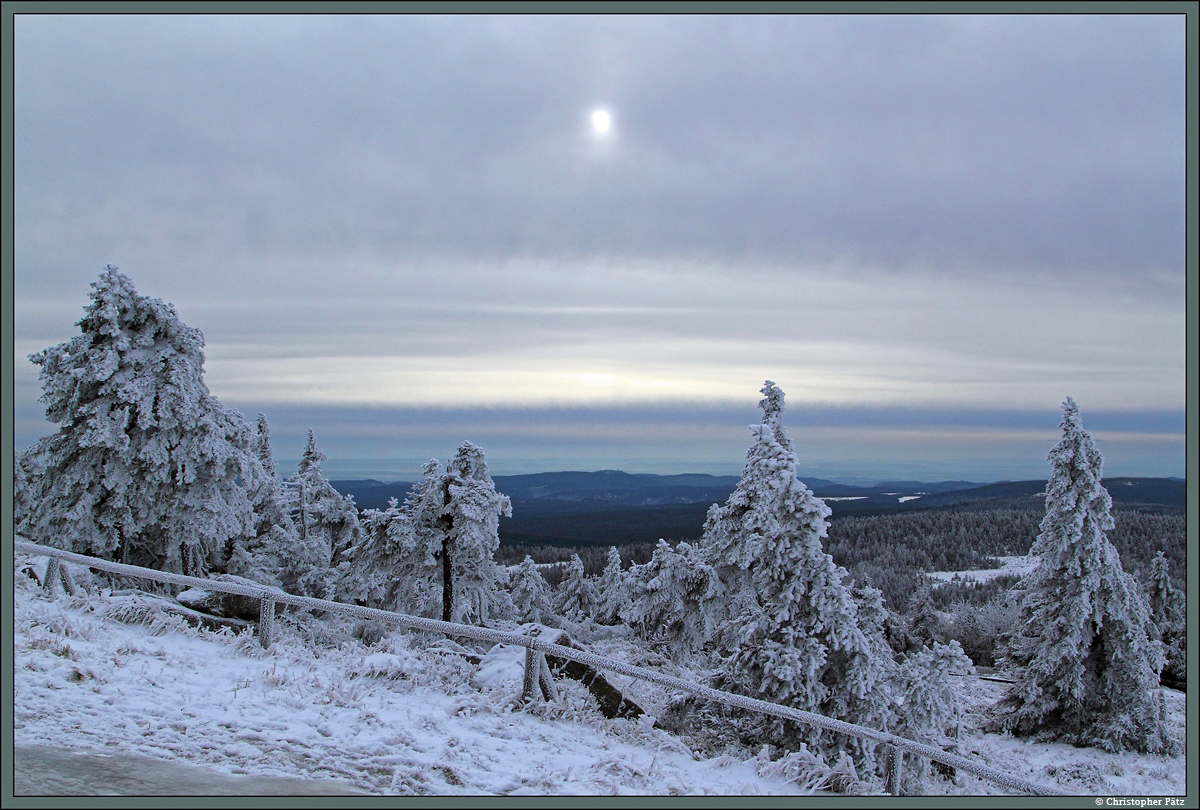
xmin=494 ymin=507 xmax=1186 ymax=613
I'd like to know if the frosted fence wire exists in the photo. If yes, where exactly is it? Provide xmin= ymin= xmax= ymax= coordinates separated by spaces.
xmin=13 ymin=538 xmax=1066 ymax=796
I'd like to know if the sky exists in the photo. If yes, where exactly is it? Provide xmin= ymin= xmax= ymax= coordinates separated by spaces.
xmin=8 ymin=11 xmax=1189 ymax=483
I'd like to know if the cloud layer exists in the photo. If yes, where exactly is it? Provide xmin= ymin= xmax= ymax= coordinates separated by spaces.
xmin=11 ymin=13 xmax=1187 ymax=480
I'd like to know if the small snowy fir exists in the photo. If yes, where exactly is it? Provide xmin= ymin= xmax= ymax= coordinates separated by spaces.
xmin=592 ymin=546 xmax=632 ymax=625
xmin=554 ymin=553 xmax=596 ymax=624
xmin=623 ymin=539 xmax=724 ymax=660
xmin=1145 ymin=550 xmax=1186 ymax=690
xmin=278 ymin=430 xmax=363 ymax=600
xmin=226 ymin=413 xmax=301 ymax=589
xmin=509 ymin=556 xmax=555 ymax=624
xmin=341 ymin=494 xmax=442 ymax=618
xmin=439 ymin=442 xmax=516 ymax=625
xmin=905 ymin=582 xmax=947 ymax=649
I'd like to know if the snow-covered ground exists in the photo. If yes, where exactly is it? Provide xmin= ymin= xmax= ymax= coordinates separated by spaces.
xmin=926 ymin=554 xmax=1039 ymax=585
xmin=10 ymin=553 xmax=1188 ymax=798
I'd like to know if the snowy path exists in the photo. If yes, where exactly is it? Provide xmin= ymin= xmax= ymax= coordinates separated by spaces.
xmin=11 ymin=561 xmax=803 ymax=797
xmin=13 ymin=745 xmax=364 ymax=796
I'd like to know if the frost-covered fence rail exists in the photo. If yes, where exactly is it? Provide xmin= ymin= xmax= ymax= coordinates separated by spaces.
xmin=15 ymin=539 xmax=1066 ymax=797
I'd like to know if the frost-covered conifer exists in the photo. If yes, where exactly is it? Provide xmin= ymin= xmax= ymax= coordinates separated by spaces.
xmin=13 ymin=449 xmax=41 ymax=533
xmin=852 ymin=581 xmax=904 ymax=667
xmin=227 ymin=414 xmax=300 ymax=588
xmin=699 ymin=380 xmax=813 ymax=649
xmin=1146 ymin=550 xmax=1186 ymax=691
xmin=1147 ymin=550 xmax=1184 ymax=638
xmin=705 ymin=381 xmax=894 ymax=759
xmin=623 ymin=541 xmax=672 ymax=636
xmin=438 ymin=442 xmax=514 ymax=625
xmin=15 ymin=266 xmax=263 ymax=577
xmin=554 ymin=553 xmax=596 ymax=623
xmin=340 ymin=496 xmax=442 ymax=616
xmin=593 ymin=546 xmax=632 ymax=625
xmin=906 ymin=582 xmax=946 ymax=650
xmin=891 ymin=640 xmax=974 ymax=790
xmin=990 ymin=398 xmax=1173 ymax=754
xmin=279 ymin=430 xmax=362 ymax=599
xmin=510 ymin=555 xmax=554 ymax=624
xmin=624 ymin=539 xmax=724 ymax=659
xmin=340 ymin=498 xmax=401 ymax=608
xmin=406 ymin=458 xmax=451 ymax=595
xmin=254 ymin=413 xmax=277 ymax=479
xmin=951 ymin=604 xmax=992 ymax=666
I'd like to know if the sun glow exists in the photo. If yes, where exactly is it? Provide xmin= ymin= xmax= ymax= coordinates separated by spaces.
xmin=591 ymin=108 xmax=612 ymax=136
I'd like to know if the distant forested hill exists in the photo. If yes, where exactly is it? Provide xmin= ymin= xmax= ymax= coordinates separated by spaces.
xmin=332 ymin=474 xmax=1184 ymax=589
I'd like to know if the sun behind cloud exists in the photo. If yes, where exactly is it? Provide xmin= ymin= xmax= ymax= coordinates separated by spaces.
xmin=591 ymin=108 xmax=612 ymax=136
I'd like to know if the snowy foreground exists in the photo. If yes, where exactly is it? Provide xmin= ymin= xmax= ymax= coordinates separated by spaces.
xmin=11 ymin=555 xmax=1187 ymax=798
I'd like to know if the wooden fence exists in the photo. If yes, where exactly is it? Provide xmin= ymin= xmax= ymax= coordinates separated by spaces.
xmin=13 ymin=538 xmax=1067 ymax=797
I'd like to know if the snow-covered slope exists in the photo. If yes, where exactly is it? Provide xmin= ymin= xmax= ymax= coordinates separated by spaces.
xmin=10 ymin=554 xmax=1187 ymax=797
xmin=11 ymin=555 xmax=805 ymax=796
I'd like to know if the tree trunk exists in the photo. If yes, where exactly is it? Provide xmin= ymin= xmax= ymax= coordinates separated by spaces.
xmin=442 ymin=534 xmax=453 ymax=623
xmin=439 ymin=477 xmax=455 ymax=623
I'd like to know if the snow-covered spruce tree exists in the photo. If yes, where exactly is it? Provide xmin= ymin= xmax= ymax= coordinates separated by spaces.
xmin=988 ymin=398 xmax=1173 ymax=754
xmin=340 ymin=496 xmax=442 ymax=616
xmin=554 ymin=553 xmax=596 ymax=623
xmin=438 ymin=441 xmax=515 ymax=625
xmin=698 ymin=384 xmax=795 ymax=645
xmin=510 ymin=555 xmax=555 ymax=624
xmin=622 ymin=540 xmax=673 ymax=639
xmin=339 ymin=498 xmax=400 ymax=609
xmin=404 ymin=458 xmax=454 ymax=618
xmin=1145 ymin=550 xmax=1186 ymax=691
xmin=593 ymin=546 xmax=632 ymax=625
xmin=852 ymin=577 xmax=976 ymax=766
xmin=623 ymin=539 xmax=725 ymax=660
xmin=950 ymin=602 xmax=993 ymax=666
xmin=12 ymin=449 xmax=42 ymax=534
xmin=279 ymin=430 xmax=362 ymax=599
xmin=852 ymin=580 xmax=906 ymax=668
xmin=891 ymin=640 xmax=974 ymax=791
xmin=227 ymin=413 xmax=300 ymax=587
xmin=1147 ymin=550 xmax=1185 ymax=640
xmin=341 ymin=458 xmax=454 ymax=619
xmin=703 ymin=381 xmax=895 ymax=762
xmin=905 ymin=582 xmax=947 ymax=650
xmin=15 ymin=266 xmax=264 ymax=577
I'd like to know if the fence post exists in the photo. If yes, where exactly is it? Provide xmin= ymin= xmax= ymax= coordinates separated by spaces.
xmin=537 ymin=654 xmax=558 ymax=701
xmin=58 ymin=561 xmax=77 ymax=596
xmin=259 ymin=594 xmax=276 ymax=648
xmin=522 ymin=646 xmax=541 ymax=703
xmin=521 ymin=627 xmax=558 ymax=705
xmin=884 ymin=743 xmax=904 ymax=796
xmin=42 ymin=557 xmax=62 ymax=596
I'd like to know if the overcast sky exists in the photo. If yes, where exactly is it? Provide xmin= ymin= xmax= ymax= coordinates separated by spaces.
xmin=10 ymin=12 xmax=1188 ymax=482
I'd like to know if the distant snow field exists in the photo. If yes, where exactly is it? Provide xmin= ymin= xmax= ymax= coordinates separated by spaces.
xmin=12 ymin=554 xmax=1185 ymax=797
xmin=926 ymin=555 xmax=1039 ymax=585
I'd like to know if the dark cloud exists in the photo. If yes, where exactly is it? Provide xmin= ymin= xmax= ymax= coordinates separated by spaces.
xmin=15 ymin=14 xmax=1184 ymax=272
